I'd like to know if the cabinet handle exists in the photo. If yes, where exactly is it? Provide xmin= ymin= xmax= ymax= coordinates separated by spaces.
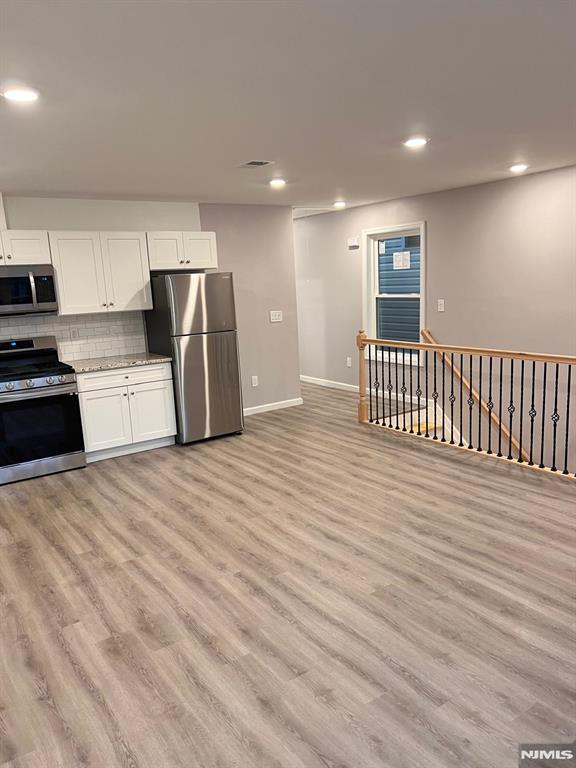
xmin=7 ymin=254 xmax=12 ymax=260
xmin=109 ymin=302 xmax=115 ymax=306
xmin=123 ymin=393 xmax=127 ymax=397
xmin=130 ymin=392 xmax=135 ymax=396
xmin=102 ymin=303 xmax=107 ymax=307
xmin=186 ymin=260 xmax=190 ymax=264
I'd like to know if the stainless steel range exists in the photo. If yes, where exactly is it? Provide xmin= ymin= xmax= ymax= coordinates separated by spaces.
xmin=0 ymin=336 xmax=85 ymax=485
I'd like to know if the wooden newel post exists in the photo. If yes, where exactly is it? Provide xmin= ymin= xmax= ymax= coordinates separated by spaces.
xmin=357 ymin=330 xmax=368 ymax=423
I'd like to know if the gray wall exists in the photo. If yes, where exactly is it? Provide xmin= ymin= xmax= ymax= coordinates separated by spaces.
xmin=199 ymin=203 xmax=301 ymax=409
xmin=3 ymin=196 xmax=201 ymax=230
xmin=294 ymin=166 xmax=576 ymax=386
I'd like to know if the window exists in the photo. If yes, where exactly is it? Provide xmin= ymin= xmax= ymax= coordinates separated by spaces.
xmin=375 ymin=234 xmax=421 ymax=341
xmin=362 ymin=223 xmax=425 ymax=344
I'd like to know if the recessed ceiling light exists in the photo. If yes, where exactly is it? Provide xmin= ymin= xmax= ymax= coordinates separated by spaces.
xmin=2 ymin=87 xmax=39 ymax=103
xmin=269 ymin=178 xmax=286 ymax=189
xmin=333 ymin=201 xmax=346 ymax=209
xmin=509 ymin=163 xmax=529 ymax=174
xmin=403 ymin=136 xmax=428 ymax=149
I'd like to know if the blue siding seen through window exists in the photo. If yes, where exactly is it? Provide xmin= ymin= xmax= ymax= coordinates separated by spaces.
xmin=378 ymin=236 xmax=421 ymax=294
xmin=376 ymin=235 xmax=420 ymax=342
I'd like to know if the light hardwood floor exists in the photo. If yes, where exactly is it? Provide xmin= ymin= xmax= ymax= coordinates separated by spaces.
xmin=0 ymin=383 xmax=574 ymax=768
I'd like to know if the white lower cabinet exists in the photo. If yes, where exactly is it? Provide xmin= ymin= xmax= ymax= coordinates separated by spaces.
xmin=127 ymin=380 xmax=176 ymax=444
xmin=78 ymin=364 xmax=176 ymax=459
xmin=79 ymin=386 xmax=133 ymax=452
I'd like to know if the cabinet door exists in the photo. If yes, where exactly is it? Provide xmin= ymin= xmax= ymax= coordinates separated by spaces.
xmin=100 ymin=232 xmax=152 ymax=312
xmin=146 ymin=232 xmax=184 ymax=270
xmin=182 ymin=231 xmax=218 ymax=269
xmin=1 ymin=230 xmax=52 ymax=265
xmin=49 ymin=232 xmax=107 ymax=315
xmin=79 ymin=386 xmax=132 ymax=452
xmin=128 ymin=380 xmax=176 ymax=444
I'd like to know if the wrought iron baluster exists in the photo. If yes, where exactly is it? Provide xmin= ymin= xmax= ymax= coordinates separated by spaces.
xmin=368 ymin=344 xmax=373 ymax=423
xmin=539 ymin=362 xmax=547 ymax=469
xmin=518 ymin=360 xmax=525 ymax=463
xmin=432 ymin=352 xmax=438 ymax=440
xmin=401 ymin=348 xmax=407 ymax=432
xmin=395 ymin=350 xmax=400 ymax=430
xmin=528 ymin=361 xmax=536 ymax=465
xmin=477 ymin=356 xmax=482 ymax=451
xmin=409 ymin=350 xmax=414 ymax=434
xmin=497 ymin=358 xmax=503 ymax=457
xmin=381 ymin=345 xmax=385 ymax=427
xmin=425 ymin=350 xmax=430 ymax=438
xmin=467 ymin=355 xmax=474 ymax=449
xmin=550 ymin=363 xmax=560 ymax=472
xmin=441 ymin=353 xmax=446 ymax=442
xmin=458 ymin=353 xmax=464 ymax=447
xmin=507 ymin=359 xmax=515 ymax=460
xmin=387 ymin=346 xmax=393 ymax=428
xmin=374 ymin=344 xmax=380 ymax=425
xmin=449 ymin=353 xmax=455 ymax=445
xmin=416 ymin=352 xmax=422 ymax=436
xmin=563 ymin=366 xmax=572 ymax=475
xmin=487 ymin=357 xmax=494 ymax=454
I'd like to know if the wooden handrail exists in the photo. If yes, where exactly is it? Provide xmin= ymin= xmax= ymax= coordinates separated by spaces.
xmin=420 ymin=329 xmax=528 ymax=461
xmin=356 ymin=335 xmax=576 ymax=366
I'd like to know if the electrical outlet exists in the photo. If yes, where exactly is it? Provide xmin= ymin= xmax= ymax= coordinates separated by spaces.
xmin=70 ymin=328 xmax=80 ymax=340
xmin=269 ymin=310 xmax=283 ymax=323
xmin=251 ymin=375 xmax=259 ymax=387
xmin=437 ymin=298 xmax=445 ymax=312
xmin=346 ymin=356 xmax=352 ymax=368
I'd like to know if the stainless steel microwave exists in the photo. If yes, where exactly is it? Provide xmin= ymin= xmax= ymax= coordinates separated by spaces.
xmin=0 ymin=265 xmax=58 ymax=316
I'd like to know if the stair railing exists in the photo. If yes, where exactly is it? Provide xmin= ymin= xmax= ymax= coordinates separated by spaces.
xmin=357 ymin=330 xmax=576 ymax=477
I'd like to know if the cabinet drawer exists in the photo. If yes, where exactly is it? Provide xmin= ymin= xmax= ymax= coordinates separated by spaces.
xmin=77 ymin=363 xmax=172 ymax=392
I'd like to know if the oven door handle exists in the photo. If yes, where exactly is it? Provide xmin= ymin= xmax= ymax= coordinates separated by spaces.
xmin=0 ymin=384 xmax=78 ymax=403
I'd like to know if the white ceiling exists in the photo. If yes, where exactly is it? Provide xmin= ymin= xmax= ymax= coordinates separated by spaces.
xmin=1 ymin=0 xmax=575 ymax=208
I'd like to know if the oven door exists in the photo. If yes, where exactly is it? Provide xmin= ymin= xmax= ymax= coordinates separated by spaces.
xmin=0 ymin=268 xmax=58 ymax=315
xmin=0 ymin=384 xmax=85 ymax=484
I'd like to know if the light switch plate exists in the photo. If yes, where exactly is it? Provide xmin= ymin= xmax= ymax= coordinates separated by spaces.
xmin=251 ymin=375 xmax=259 ymax=387
xmin=269 ymin=310 xmax=283 ymax=323
xmin=437 ymin=298 xmax=445 ymax=312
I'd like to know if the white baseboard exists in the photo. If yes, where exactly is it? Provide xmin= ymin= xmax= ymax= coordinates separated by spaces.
xmin=300 ymin=375 xmax=358 ymax=393
xmin=244 ymin=397 xmax=304 ymax=416
xmin=86 ymin=436 xmax=175 ymax=463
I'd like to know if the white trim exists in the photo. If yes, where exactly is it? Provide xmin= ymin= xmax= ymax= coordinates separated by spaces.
xmin=361 ymin=221 xmax=426 ymax=339
xmin=300 ymin=374 xmax=358 ymax=392
xmin=86 ymin=436 xmax=175 ymax=463
xmin=0 ymin=193 xmax=7 ymax=229
xmin=244 ymin=397 xmax=304 ymax=416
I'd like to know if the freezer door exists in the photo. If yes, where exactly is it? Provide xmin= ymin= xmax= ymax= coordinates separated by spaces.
xmin=166 ymin=272 xmax=237 ymax=336
xmin=171 ymin=331 xmax=244 ymax=443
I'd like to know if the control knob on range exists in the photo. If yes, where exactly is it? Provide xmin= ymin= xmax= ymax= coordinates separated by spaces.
xmin=5 ymin=382 xmax=15 ymax=391
xmin=58 ymin=375 xmax=66 ymax=383
xmin=25 ymin=379 xmax=35 ymax=388
xmin=46 ymin=376 xmax=54 ymax=385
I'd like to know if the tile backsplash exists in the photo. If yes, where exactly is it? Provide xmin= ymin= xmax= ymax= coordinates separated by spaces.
xmin=0 ymin=312 xmax=147 ymax=361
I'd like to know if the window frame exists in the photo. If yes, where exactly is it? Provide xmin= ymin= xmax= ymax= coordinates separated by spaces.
xmin=361 ymin=221 xmax=426 ymax=363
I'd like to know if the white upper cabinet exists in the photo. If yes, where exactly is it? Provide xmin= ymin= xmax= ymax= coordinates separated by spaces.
xmin=0 ymin=230 xmax=52 ymax=265
xmin=183 ymin=231 xmax=218 ymax=269
xmin=146 ymin=231 xmax=185 ymax=269
xmin=100 ymin=232 xmax=152 ymax=312
xmin=50 ymin=231 xmax=152 ymax=315
xmin=147 ymin=231 xmax=218 ymax=270
xmin=49 ymin=232 xmax=107 ymax=315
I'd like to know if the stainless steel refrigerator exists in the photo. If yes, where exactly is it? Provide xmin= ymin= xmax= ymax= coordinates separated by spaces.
xmin=145 ymin=272 xmax=244 ymax=443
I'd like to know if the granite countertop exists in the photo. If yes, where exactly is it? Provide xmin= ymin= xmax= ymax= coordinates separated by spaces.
xmin=72 ymin=352 xmax=172 ymax=374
